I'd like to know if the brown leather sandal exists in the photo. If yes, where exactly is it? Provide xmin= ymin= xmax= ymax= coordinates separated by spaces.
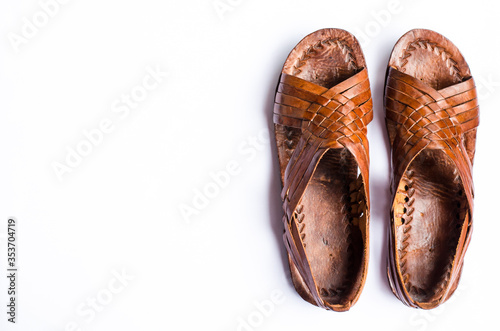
xmin=384 ymin=29 xmax=479 ymax=309
xmin=273 ymin=28 xmax=372 ymax=311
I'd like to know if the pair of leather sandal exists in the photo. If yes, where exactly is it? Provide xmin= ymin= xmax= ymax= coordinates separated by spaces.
xmin=273 ymin=28 xmax=479 ymax=311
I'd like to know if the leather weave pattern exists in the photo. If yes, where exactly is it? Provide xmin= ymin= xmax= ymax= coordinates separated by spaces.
xmin=385 ymin=66 xmax=479 ymax=308
xmin=274 ymin=68 xmax=373 ymax=308
xmin=385 ymin=67 xmax=479 ymax=210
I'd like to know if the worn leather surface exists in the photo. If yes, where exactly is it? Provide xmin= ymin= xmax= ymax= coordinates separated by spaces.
xmin=384 ymin=29 xmax=479 ymax=309
xmin=273 ymin=28 xmax=372 ymax=311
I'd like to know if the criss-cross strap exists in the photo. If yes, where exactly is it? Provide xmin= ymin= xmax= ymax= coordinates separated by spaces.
xmin=385 ymin=67 xmax=479 ymax=306
xmin=274 ymin=68 xmax=372 ymax=307
xmin=386 ymin=67 xmax=479 ymax=215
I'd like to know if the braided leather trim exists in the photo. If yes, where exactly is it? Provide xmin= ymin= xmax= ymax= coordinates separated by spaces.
xmin=274 ymin=68 xmax=372 ymax=308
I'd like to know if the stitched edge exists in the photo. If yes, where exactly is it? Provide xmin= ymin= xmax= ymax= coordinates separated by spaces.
xmin=398 ymin=39 xmax=462 ymax=81
xmin=292 ymin=39 xmax=358 ymax=75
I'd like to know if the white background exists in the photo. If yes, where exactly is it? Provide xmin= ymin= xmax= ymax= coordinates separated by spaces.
xmin=0 ymin=0 xmax=499 ymax=330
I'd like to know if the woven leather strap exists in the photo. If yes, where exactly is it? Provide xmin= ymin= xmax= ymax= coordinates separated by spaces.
xmin=274 ymin=68 xmax=372 ymax=307
xmin=386 ymin=67 xmax=479 ymax=214
xmin=385 ymin=67 xmax=479 ymax=307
